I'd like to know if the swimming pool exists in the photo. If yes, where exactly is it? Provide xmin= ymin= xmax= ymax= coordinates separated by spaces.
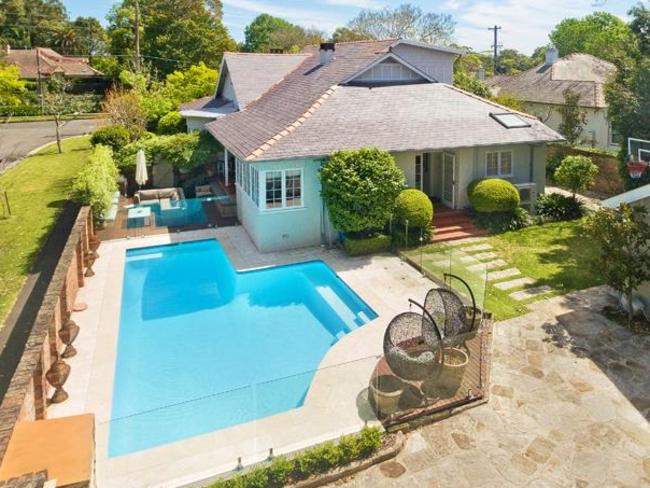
xmin=109 ymin=239 xmax=377 ymax=456
xmin=127 ymin=197 xmax=208 ymax=228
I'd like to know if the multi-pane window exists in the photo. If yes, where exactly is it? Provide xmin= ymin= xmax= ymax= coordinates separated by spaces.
xmin=285 ymin=170 xmax=302 ymax=207
xmin=265 ymin=171 xmax=283 ymax=209
xmin=414 ymin=155 xmax=422 ymax=190
xmin=486 ymin=151 xmax=513 ymax=177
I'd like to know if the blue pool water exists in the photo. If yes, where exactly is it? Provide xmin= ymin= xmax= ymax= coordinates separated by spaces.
xmin=127 ymin=198 xmax=208 ymax=228
xmin=109 ymin=239 xmax=377 ymax=456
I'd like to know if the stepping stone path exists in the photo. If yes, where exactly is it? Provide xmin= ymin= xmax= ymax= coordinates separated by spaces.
xmin=472 ymin=251 xmax=498 ymax=261
xmin=445 ymin=237 xmax=487 ymax=247
xmin=494 ymin=277 xmax=535 ymax=290
xmin=461 ymin=243 xmax=493 ymax=252
xmin=487 ymin=268 xmax=522 ymax=281
xmin=510 ymin=285 xmax=553 ymax=301
xmin=468 ymin=259 xmax=507 ymax=272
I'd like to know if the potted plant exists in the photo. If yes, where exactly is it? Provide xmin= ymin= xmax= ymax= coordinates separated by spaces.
xmin=369 ymin=375 xmax=404 ymax=417
xmin=436 ymin=347 xmax=469 ymax=398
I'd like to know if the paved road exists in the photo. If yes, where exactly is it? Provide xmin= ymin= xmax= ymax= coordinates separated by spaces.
xmin=0 ymin=118 xmax=105 ymax=166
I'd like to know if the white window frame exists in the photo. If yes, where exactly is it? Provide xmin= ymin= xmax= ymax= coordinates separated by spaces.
xmin=260 ymin=168 xmax=305 ymax=212
xmin=414 ymin=154 xmax=422 ymax=190
xmin=485 ymin=150 xmax=513 ymax=177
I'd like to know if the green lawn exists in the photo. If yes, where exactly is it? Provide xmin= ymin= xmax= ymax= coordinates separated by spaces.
xmin=0 ymin=137 xmax=91 ymax=327
xmin=405 ymin=220 xmax=604 ymax=321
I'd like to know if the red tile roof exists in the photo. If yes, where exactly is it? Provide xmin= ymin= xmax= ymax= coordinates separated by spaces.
xmin=6 ymin=48 xmax=102 ymax=79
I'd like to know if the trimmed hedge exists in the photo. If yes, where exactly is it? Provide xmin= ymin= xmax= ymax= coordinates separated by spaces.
xmin=468 ymin=178 xmax=520 ymax=213
xmin=343 ymin=234 xmax=391 ymax=256
xmin=394 ymin=189 xmax=433 ymax=228
xmin=69 ymin=145 xmax=118 ymax=221
xmin=157 ymin=111 xmax=187 ymax=134
xmin=470 ymin=206 xmax=530 ymax=233
xmin=207 ymin=427 xmax=383 ymax=488
xmin=536 ymin=193 xmax=585 ymax=222
xmin=90 ymin=125 xmax=130 ymax=153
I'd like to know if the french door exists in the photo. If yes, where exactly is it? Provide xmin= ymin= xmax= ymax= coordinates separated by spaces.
xmin=442 ymin=152 xmax=455 ymax=208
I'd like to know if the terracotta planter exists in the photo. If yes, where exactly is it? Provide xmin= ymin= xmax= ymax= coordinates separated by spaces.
xmin=45 ymin=359 xmax=71 ymax=404
xmin=370 ymin=375 xmax=404 ymax=416
xmin=436 ymin=347 xmax=469 ymax=398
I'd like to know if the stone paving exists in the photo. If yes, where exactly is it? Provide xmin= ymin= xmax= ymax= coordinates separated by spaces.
xmin=332 ymin=287 xmax=650 ymax=487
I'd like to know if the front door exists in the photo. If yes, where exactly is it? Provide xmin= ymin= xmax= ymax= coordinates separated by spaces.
xmin=422 ymin=153 xmax=432 ymax=195
xmin=442 ymin=152 xmax=455 ymax=208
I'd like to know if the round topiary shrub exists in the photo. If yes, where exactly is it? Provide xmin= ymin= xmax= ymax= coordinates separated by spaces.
xmin=468 ymin=178 xmax=520 ymax=213
xmin=157 ymin=111 xmax=187 ymax=135
xmin=90 ymin=125 xmax=130 ymax=153
xmin=394 ymin=189 xmax=433 ymax=227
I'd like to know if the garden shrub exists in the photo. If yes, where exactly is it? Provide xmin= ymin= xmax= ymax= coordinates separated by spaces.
xmin=343 ymin=234 xmax=391 ymax=256
xmin=546 ymin=152 xmax=564 ymax=181
xmin=90 ymin=125 xmax=130 ymax=153
xmin=70 ymin=145 xmax=118 ymax=221
xmin=471 ymin=207 xmax=531 ymax=233
xmin=392 ymin=188 xmax=434 ymax=247
xmin=116 ymin=131 xmax=219 ymax=170
xmin=157 ymin=111 xmax=187 ymax=135
xmin=320 ymin=148 xmax=404 ymax=235
xmin=536 ymin=193 xmax=585 ymax=222
xmin=554 ymin=155 xmax=598 ymax=198
xmin=394 ymin=189 xmax=433 ymax=228
xmin=468 ymin=178 xmax=520 ymax=213
xmin=207 ymin=427 xmax=383 ymax=488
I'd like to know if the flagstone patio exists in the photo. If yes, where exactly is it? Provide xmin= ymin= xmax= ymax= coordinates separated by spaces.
xmin=333 ymin=286 xmax=650 ymax=487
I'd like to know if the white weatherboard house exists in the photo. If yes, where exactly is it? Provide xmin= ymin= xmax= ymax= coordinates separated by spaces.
xmin=180 ymin=39 xmax=563 ymax=252
xmin=488 ymin=48 xmax=618 ymax=150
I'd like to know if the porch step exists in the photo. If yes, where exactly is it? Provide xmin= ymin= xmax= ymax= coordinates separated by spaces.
xmin=432 ymin=209 xmax=487 ymax=243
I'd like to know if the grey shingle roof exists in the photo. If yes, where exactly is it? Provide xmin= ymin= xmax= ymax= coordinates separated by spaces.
xmin=222 ymin=53 xmax=309 ymax=109
xmin=488 ymin=53 xmax=616 ymax=108
xmin=207 ymin=40 xmax=395 ymax=160
xmin=247 ymin=83 xmax=562 ymax=161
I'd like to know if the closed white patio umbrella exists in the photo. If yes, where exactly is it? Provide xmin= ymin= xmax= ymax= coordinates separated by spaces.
xmin=135 ymin=149 xmax=148 ymax=188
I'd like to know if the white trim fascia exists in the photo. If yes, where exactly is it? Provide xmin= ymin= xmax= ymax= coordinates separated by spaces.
xmin=340 ymin=52 xmax=436 ymax=85
xmin=390 ymin=39 xmax=464 ymax=56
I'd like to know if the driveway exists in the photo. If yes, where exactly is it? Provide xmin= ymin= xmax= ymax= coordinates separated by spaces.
xmin=0 ymin=118 xmax=105 ymax=166
xmin=335 ymin=287 xmax=650 ymax=487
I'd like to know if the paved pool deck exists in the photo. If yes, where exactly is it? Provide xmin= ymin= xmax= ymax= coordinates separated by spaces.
xmin=334 ymin=286 xmax=650 ymax=487
xmin=47 ymin=226 xmax=437 ymax=488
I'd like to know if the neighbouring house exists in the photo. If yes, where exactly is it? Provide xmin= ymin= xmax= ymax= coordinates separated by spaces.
xmin=488 ymin=48 xmax=619 ymax=150
xmin=180 ymin=39 xmax=562 ymax=252
xmin=4 ymin=45 xmax=106 ymax=93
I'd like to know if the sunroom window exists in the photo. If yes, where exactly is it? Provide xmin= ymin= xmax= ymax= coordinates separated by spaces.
xmin=486 ymin=151 xmax=513 ymax=177
xmin=261 ymin=169 xmax=304 ymax=211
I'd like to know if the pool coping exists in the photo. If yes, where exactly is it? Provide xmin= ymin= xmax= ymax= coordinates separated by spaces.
xmin=48 ymin=226 xmax=438 ymax=488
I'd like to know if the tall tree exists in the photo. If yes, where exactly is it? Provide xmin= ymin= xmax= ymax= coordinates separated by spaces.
xmin=243 ymin=14 xmax=294 ymax=52
xmin=549 ymin=12 xmax=635 ymax=66
xmin=347 ymin=4 xmax=455 ymax=44
xmin=331 ymin=27 xmax=368 ymax=43
xmin=497 ymin=49 xmax=535 ymax=75
xmin=629 ymin=2 xmax=650 ymax=56
xmin=0 ymin=0 xmax=69 ymax=48
xmin=558 ymin=89 xmax=587 ymax=145
xmin=72 ymin=17 xmax=108 ymax=56
xmin=107 ymin=0 xmax=236 ymax=76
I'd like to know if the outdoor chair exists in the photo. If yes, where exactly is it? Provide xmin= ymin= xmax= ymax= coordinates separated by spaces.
xmin=195 ymin=185 xmax=213 ymax=198
xmin=383 ymin=311 xmax=442 ymax=382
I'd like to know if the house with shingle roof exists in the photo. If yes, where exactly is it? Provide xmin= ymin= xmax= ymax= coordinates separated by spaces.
xmin=488 ymin=48 xmax=618 ymax=150
xmin=180 ymin=39 xmax=563 ymax=252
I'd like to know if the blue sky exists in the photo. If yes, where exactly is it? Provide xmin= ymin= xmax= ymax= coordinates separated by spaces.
xmin=62 ymin=0 xmax=636 ymax=55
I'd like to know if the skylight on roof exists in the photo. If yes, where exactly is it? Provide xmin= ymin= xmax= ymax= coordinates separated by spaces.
xmin=490 ymin=112 xmax=531 ymax=129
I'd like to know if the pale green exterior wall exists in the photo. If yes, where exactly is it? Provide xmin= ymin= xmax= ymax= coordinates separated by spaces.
xmin=237 ymin=158 xmax=325 ymax=252
xmin=186 ymin=117 xmax=212 ymax=132
xmin=238 ymin=143 xmax=547 ymax=252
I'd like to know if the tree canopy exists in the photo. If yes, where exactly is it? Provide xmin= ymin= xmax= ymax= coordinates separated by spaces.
xmin=0 ymin=64 xmax=26 ymax=107
xmin=243 ymin=14 xmax=324 ymax=53
xmin=549 ymin=12 xmax=635 ymax=66
xmin=0 ymin=0 xmax=69 ymax=49
xmin=107 ymin=0 xmax=236 ymax=75
xmin=346 ymin=4 xmax=455 ymax=44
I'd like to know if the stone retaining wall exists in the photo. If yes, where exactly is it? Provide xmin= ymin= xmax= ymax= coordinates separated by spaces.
xmin=0 ymin=207 xmax=95 ymax=473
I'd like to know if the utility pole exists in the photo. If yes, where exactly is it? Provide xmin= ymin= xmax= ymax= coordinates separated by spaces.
xmin=488 ymin=25 xmax=502 ymax=75
xmin=36 ymin=48 xmax=44 ymax=115
xmin=135 ymin=0 xmax=142 ymax=71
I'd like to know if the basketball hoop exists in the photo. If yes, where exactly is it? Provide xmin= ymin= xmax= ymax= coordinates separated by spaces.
xmin=627 ymin=158 xmax=648 ymax=180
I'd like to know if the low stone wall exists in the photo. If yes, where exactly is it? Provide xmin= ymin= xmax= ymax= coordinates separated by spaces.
xmin=0 ymin=207 xmax=95 ymax=473
xmin=547 ymin=144 xmax=623 ymax=196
